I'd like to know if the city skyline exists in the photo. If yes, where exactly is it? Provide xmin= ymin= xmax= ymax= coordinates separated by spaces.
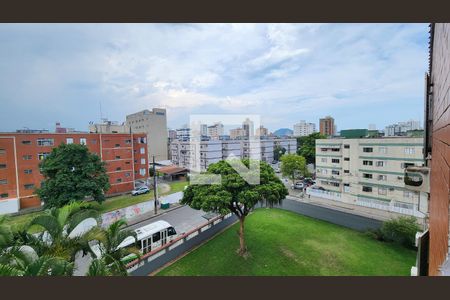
xmin=0 ymin=24 xmax=428 ymax=133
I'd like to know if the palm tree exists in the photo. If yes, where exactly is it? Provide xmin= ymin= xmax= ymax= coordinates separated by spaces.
xmin=0 ymin=216 xmax=14 ymax=251
xmin=87 ymin=219 xmax=140 ymax=276
xmin=26 ymin=202 xmax=100 ymax=262
xmin=0 ymin=253 xmax=73 ymax=276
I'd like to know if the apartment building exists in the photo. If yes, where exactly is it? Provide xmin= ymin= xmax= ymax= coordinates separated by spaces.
xmin=170 ymin=138 xmax=295 ymax=171
xmin=319 ymin=116 xmax=335 ymax=137
xmin=385 ymin=119 xmax=422 ymax=137
xmin=293 ymin=121 xmax=316 ymax=137
xmin=88 ymin=120 xmax=130 ymax=134
xmin=229 ymin=128 xmax=247 ymax=139
xmin=207 ymin=122 xmax=224 ymax=140
xmin=255 ymin=126 xmax=269 ymax=137
xmin=311 ymin=137 xmax=426 ymax=219
xmin=0 ymin=132 xmax=148 ymax=214
xmin=126 ymin=108 xmax=168 ymax=161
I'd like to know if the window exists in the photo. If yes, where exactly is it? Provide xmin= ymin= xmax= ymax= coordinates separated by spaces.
xmin=378 ymin=187 xmax=387 ymax=195
xmin=38 ymin=153 xmax=50 ymax=160
xmin=116 ymin=178 xmax=122 ymax=183
xmin=363 ymin=173 xmax=373 ymax=179
xmin=331 ymin=170 xmax=340 ymax=175
xmin=80 ymin=138 xmax=87 ymax=145
xmin=321 ymin=158 xmax=327 ymax=163
xmin=344 ymin=144 xmax=350 ymax=149
xmin=362 ymin=186 xmax=372 ymax=192
xmin=115 ymin=143 xmax=120 ymax=147
xmin=116 ymin=167 xmax=121 ymax=171
xmin=140 ymin=147 xmax=145 ymax=154
xmin=125 ymin=139 xmax=131 ymax=145
xmin=37 ymin=138 xmax=54 ymax=146
xmin=331 ymin=158 xmax=340 ymax=163
xmin=0 ymin=149 xmax=5 ymax=155
xmin=0 ymin=164 xmax=6 ymax=169
xmin=331 ymin=148 xmax=340 ymax=152
xmin=115 ymin=156 xmax=121 ymax=160
xmin=168 ymin=227 xmax=176 ymax=236
xmin=139 ymin=168 xmax=146 ymax=176
xmin=376 ymin=161 xmax=385 ymax=167
xmin=378 ymin=175 xmax=387 ymax=181
xmin=379 ymin=147 xmax=387 ymax=154
xmin=363 ymin=160 xmax=373 ymax=166
xmin=24 ymin=169 xmax=32 ymax=174
xmin=344 ymin=170 xmax=350 ymax=174
xmin=141 ymin=158 xmax=146 ymax=165
xmin=404 ymin=191 xmax=413 ymax=198
xmin=404 ymin=147 xmax=415 ymax=154
xmin=21 ymin=140 xmax=31 ymax=145
xmin=344 ymin=157 xmax=350 ymax=161
xmin=23 ymin=155 xmax=32 ymax=160
xmin=0 ymin=179 xmax=7 ymax=185
xmin=66 ymin=138 xmax=73 ymax=144
xmin=125 ymin=161 xmax=131 ymax=165
xmin=24 ymin=184 xmax=35 ymax=190
xmin=363 ymin=147 xmax=373 ymax=153
xmin=0 ymin=193 xmax=8 ymax=198
xmin=125 ymin=172 xmax=131 ymax=177
xmin=330 ymin=182 xmax=340 ymax=187
xmin=401 ymin=162 xmax=415 ymax=169
xmin=343 ymin=183 xmax=350 ymax=192
xmin=152 ymin=232 xmax=161 ymax=243
xmin=139 ymin=137 xmax=147 ymax=144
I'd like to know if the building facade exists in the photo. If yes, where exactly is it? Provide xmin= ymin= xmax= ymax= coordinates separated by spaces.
xmin=229 ymin=128 xmax=247 ymax=139
xmin=319 ymin=116 xmax=335 ymax=137
xmin=385 ymin=120 xmax=422 ymax=137
xmin=0 ymin=132 xmax=148 ymax=214
xmin=312 ymin=137 xmax=426 ymax=219
xmin=293 ymin=121 xmax=316 ymax=137
xmin=126 ymin=108 xmax=168 ymax=161
xmin=170 ymin=138 xmax=296 ymax=171
xmin=88 ymin=120 xmax=130 ymax=134
xmin=255 ymin=126 xmax=269 ymax=137
xmin=207 ymin=122 xmax=224 ymax=140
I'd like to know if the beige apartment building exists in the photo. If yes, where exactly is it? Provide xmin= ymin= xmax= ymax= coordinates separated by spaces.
xmin=88 ymin=120 xmax=130 ymax=134
xmin=126 ymin=108 xmax=168 ymax=161
xmin=311 ymin=137 xmax=427 ymax=219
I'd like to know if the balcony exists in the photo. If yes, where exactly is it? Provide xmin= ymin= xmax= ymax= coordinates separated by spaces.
xmin=404 ymin=166 xmax=430 ymax=193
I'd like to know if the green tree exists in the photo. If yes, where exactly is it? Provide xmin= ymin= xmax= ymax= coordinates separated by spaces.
xmin=296 ymin=132 xmax=327 ymax=165
xmin=37 ymin=143 xmax=110 ymax=208
xmin=280 ymin=154 xmax=308 ymax=184
xmin=26 ymin=202 xmax=100 ymax=262
xmin=273 ymin=145 xmax=286 ymax=161
xmin=380 ymin=216 xmax=421 ymax=248
xmin=87 ymin=219 xmax=140 ymax=276
xmin=181 ymin=159 xmax=288 ymax=256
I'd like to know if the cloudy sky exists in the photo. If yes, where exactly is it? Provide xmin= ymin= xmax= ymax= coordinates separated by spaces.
xmin=0 ymin=23 xmax=429 ymax=133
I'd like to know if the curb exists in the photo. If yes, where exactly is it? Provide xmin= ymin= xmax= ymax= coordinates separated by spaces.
xmin=124 ymin=204 xmax=186 ymax=229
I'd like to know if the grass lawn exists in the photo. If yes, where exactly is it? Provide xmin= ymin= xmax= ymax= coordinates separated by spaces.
xmin=157 ymin=208 xmax=416 ymax=276
xmin=5 ymin=180 xmax=188 ymax=232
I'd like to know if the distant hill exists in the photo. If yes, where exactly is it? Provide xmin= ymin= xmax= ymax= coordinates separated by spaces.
xmin=273 ymin=128 xmax=293 ymax=137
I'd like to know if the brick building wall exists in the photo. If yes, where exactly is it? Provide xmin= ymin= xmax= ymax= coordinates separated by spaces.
xmin=0 ymin=132 xmax=148 ymax=212
xmin=428 ymin=23 xmax=450 ymax=275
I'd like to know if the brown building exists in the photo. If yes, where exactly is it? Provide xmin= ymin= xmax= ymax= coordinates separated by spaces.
xmin=319 ymin=116 xmax=335 ymax=137
xmin=0 ymin=132 xmax=148 ymax=214
xmin=425 ymin=23 xmax=450 ymax=275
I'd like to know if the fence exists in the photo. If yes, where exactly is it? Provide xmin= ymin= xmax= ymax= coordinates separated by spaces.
xmin=306 ymin=188 xmax=342 ymax=202
xmin=357 ymin=196 xmax=424 ymax=218
xmin=126 ymin=212 xmax=237 ymax=275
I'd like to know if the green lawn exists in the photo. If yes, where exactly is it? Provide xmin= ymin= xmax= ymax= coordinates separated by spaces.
xmin=157 ymin=208 xmax=416 ymax=276
xmin=5 ymin=180 xmax=188 ymax=232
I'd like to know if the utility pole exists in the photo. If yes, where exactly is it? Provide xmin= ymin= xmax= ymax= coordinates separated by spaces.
xmin=153 ymin=156 xmax=158 ymax=215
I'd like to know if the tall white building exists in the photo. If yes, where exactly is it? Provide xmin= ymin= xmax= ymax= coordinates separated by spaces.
xmin=293 ymin=121 xmax=316 ymax=137
xmin=385 ymin=119 xmax=422 ymax=137
xmin=126 ymin=108 xmax=168 ymax=161
xmin=170 ymin=138 xmax=296 ymax=171
xmin=310 ymin=137 xmax=426 ymax=219
xmin=207 ymin=122 xmax=224 ymax=139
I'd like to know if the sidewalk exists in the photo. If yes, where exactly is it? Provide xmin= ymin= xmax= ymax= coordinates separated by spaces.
xmin=124 ymin=203 xmax=185 ymax=228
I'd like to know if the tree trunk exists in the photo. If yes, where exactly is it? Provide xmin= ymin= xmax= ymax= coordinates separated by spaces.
xmin=238 ymin=217 xmax=247 ymax=256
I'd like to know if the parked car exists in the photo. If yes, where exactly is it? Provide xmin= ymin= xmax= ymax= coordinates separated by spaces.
xmin=310 ymin=185 xmax=325 ymax=191
xmin=131 ymin=186 xmax=150 ymax=196
xmin=303 ymin=178 xmax=315 ymax=186
xmin=291 ymin=182 xmax=305 ymax=190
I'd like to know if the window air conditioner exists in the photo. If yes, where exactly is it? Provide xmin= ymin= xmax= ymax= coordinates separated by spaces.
xmin=404 ymin=166 xmax=430 ymax=193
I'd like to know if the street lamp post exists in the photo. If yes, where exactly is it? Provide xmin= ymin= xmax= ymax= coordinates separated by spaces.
xmin=153 ymin=156 xmax=158 ymax=215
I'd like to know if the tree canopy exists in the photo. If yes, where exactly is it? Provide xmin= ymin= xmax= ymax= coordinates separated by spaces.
xmin=273 ymin=145 xmax=286 ymax=161
xmin=296 ymin=132 xmax=327 ymax=164
xmin=37 ymin=143 xmax=110 ymax=208
xmin=280 ymin=154 xmax=308 ymax=183
xmin=181 ymin=159 xmax=288 ymax=256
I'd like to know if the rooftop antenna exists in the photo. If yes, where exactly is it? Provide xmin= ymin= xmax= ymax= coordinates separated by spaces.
xmin=99 ymin=100 xmax=103 ymax=122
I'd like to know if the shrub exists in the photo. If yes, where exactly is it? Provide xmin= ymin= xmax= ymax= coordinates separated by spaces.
xmin=380 ymin=216 xmax=420 ymax=248
xmin=364 ymin=228 xmax=384 ymax=241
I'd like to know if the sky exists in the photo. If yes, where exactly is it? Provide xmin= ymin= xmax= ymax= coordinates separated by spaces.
xmin=0 ymin=23 xmax=429 ymax=133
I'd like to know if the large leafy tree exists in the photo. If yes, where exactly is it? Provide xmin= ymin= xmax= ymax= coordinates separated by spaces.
xmin=37 ymin=143 xmax=110 ymax=208
xmin=182 ymin=159 xmax=288 ymax=256
xmin=280 ymin=154 xmax=308 ymax=184
xmin=273 ymin=145 xmax=286 ymax=162
xmin=296 ymin=132 xmax=327 ymax=165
